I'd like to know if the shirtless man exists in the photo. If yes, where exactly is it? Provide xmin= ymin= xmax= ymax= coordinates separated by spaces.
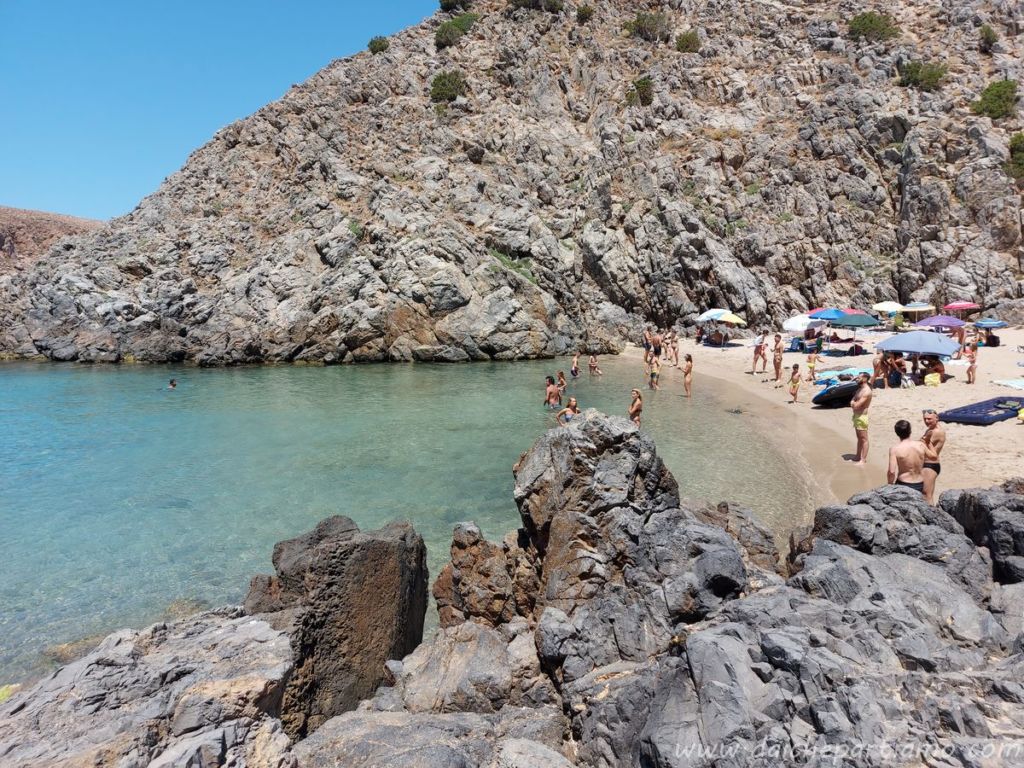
xmin=887 ymin=419 xmax=927 ymax=495
xmin=920 ymin=409 xmax=947 ymax=504
xmin=850 ymin=372 xmax=873 ymax=465
xmin=543 ymin=376 xmax=560 ymax=409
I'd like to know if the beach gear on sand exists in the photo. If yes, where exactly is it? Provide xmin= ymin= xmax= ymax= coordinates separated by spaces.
xmin=872 ymin=301 xmax=905 ymax=314
xmin=783 ymin=314 xmax=827 ymax=334
xmin=994 ymin=380 xmax=1024 ymax=391
xmin=975 ymin=318 xmax=1008 ymax=329
xmin=830 ymin=313 xmax=882 ymax=328
xmin=876 ymin=331 xmax=960 ymax=357
xmin=924 ymin=373 xmax=941 ymax=387
xmin=809 ymin=308 xmax=846 ymax=321
xmin=939 ymin=398 xmax=1023 ymax=426
xmin=915 ymin=315 xmax=966 ymax=328
xmin=943 ymin=301 xmax=980 ymax=311
xmin=811 ymin=381 xmax=859 ymax=408
xmin=716 ymin=312 xmax=747 ymax=326
xmin=696 ymin=308 xmax=730 ymax=322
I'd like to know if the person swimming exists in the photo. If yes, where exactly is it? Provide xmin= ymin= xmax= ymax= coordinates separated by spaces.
xmin=556 ymin=396 xmax=581 ymax=426
xmin=629 ymin=389 xmax=643 ymax=427
xmin=168 ymin=379 xmax=177 ymax=390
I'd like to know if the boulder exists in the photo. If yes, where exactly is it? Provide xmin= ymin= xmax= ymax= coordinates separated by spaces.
xmin=940 ymin=481 xmax=1024 ymax=583
xmin=245 ymin=516 xmax=429 ymax=737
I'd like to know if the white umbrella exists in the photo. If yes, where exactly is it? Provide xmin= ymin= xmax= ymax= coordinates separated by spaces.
xmin=783 ymin=314 xmax=827 ymax=334
xmin=696 ymin=308 xmax=730 ymax=323
xmin=872 ymin=301 xmax=905 ymax=314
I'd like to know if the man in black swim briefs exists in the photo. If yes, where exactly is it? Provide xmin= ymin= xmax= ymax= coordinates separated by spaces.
xmin=887 ymin=419 xmax=926 ymax=495
xmin=921 ymin=409 xmax=946 ymax=504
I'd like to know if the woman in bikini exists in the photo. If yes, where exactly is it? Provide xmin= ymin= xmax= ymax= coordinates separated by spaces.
xmin=682 ymin=354 xmax=694 ymax=398
xmin=966 ymin=343 xmax=978 ymax=384
xmin=628 ymin=389 xmax=643 ymax=427
xmin=588 ymin=354 xmax=603 ymax=376
xmin=772 ymin=334 xmax=784 ymax=386
xmin=557 ymin=370 xmax=568 ymax=393
xmin=556 ymin=396 xmax=581 ymax=426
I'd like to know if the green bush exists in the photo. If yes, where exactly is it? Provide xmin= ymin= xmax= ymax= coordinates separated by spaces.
xmin=1007 ymin=133 xmax=1024 ymax=181
xmin=625 ymin=12 xmax=671 ymax=43
xmin=979 ymin=24 xmax=998 ymax=54
xmin=675 ymin=29 xmax=700 ymax=53
xmin=440 ymin=0 xmax=471 ymax=10
xmin=971 ymin=79 xmax=1018 ymax=119
xmin=368 ymin=36 xmax=389 ymax=54
xmin=898 ymin=60 xmax=948 ymax=91
xmin=626 ymin=76 xmax=655 ymax=107
xmin=576 ymin=4 xmax=593 ymax=24
xmin=435 ymin=14 xmax=477 ymax=48
xmin=847 ymin=12 xmax=900 ymax=42
xmin=431 ymin=70 xmax=468 ymax=102
xmin=509 ymin=0 xmax=563 ymax=11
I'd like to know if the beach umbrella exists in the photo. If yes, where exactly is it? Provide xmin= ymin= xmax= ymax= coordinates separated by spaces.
xmin=783 ymin=314 xmax=827 ymax=333
xmin=872 ymin=301 xmax=905 ymax=314
xmin=842 ymin=308 xmax=869 ymax=315
xmin=975 ymin=318 xmax=1008 ymax=329
xmin=830 ymin=313 xmax=882 ymax=328
xmin=809 ymin=308 xmax=847 ymax=321
xmin=915 ymin=315 xmax=965 ymax=328
xmin=943 ymin=301 xmax=980 ymax=312
xmin=717 ymin=312 xmax=747 ymax=326
xmin=696 ymin=308 xmax=730 ymax=322
xmin=876 ymin=331 xmax=960 ymax=357
xmin=902 ymin=302 xmax=935 ymax=314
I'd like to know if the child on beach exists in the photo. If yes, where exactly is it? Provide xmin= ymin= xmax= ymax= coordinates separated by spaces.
xmin=788 ymin=364 xmax=801 ymax=403
xmin=966 ymin=343 xmax=978 ymax=384
xmin=806 ymin=350 xmax=818 ymax=383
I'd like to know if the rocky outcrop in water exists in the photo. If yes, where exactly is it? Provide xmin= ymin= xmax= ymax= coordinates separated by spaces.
xmin=2 ymin=0 xmax=1023 ymax=364
xmin=3 ymin=413 xmax=1024 ymax=766
xmin=301 ymin=411 xmax=1024 ymax=766
xmin=0 ymin=517 xmax=428 ymax=767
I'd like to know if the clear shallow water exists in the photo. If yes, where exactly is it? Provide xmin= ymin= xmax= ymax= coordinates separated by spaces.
xmin=0 ymin=358 xmax=807 ymax=683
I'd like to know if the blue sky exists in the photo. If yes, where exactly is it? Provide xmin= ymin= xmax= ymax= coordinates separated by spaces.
xmin=0 ymin=0 xmax=437 ymax=220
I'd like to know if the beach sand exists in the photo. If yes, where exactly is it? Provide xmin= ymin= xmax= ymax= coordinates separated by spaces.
xmin=630 ymin=329 xmax=1023 ymax=522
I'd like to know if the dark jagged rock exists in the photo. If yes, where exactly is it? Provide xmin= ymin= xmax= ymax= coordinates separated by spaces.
xmin=941 ymin=480 xmax=1024 ymax=584
xmin=245 ymin=516 xmax=429 ymax=737
xmin=301 ymin=412 xmax=1024 ymax=766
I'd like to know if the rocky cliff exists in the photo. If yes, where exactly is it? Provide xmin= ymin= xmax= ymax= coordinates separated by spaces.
xmin=2 ymin=0 xmax=1023 ymax=364
xmin=1 ymin=412 xmax=1023 ymax=766
xmin=0 ymin=206 xmax=101 ymax=276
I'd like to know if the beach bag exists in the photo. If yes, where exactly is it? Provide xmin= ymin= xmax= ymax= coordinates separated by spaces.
xmin=924 ymin=373 xmax=941 ymax=387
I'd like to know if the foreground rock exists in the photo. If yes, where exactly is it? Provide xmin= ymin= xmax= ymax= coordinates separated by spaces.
xmin=4 ymin=0 xmax=1024 ymax=365
xmin=245 ymin=516 xmax=428 ymax=737
xmin=0 ymin=517 xmax=428 ymax=766
xmin=303 ymin=412 xmax=1024 ymax=766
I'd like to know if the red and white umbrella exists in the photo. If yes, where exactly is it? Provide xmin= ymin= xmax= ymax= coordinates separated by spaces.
xmin=943 ymin=301 xmax=980 ymax=311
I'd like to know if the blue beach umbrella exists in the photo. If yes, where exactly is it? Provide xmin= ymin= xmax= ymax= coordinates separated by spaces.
xmin=696 ymin=308 xmax=730 ymax=322
xmin=875 ymin=331 xmax=960 ymax=357
xmin=975 ymin=318 xmax=1008 ymax=329
xmin=809 ymin=308 xmax=847 ymax=321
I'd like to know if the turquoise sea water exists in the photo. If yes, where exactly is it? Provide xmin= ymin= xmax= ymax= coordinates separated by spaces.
xmin=0 ymin=357 xmax=808 ymax=683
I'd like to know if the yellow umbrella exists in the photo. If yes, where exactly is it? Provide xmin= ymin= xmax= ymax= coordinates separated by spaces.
xmin=717 ymin=312 xmax=747 ymax=326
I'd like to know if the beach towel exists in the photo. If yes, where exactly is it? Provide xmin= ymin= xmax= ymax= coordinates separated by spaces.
xmin=994 ymin=379 xmax=1024 ymax=391
xmin=924 ymin=373 xmax=941 ymax=387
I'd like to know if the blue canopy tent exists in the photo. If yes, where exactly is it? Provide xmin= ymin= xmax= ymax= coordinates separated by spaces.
xmin=875 ymin=331 xmax=960 ymax=357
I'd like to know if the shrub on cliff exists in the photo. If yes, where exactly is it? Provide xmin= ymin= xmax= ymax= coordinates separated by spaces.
xmin=509 ymin=0 xmax=563 ymax=12
xmin=898 ymin=60 xmax=947 ymax=91
xmin=576 ymin=4 xmax=593 ymax=24
xmin=1006 ymin=133 xmax=1024 ymax=181
xmin=979 ymin=24 xmax=998 ymax=54
xmin=971 ymin=79 xmax=1018 ymax=119
xmin=625 ymin=12 xmax=672 ymax=43
xmin=626 ymin=77 xmax=655 ymax=107
xmin=847 ymin=12 xmax=899 ymax=42
xmin=676 ymin=30 xmax=700 ymax=53
xmin=368 ymin=36 xmax=389 ymax=54
xmin=430 ymin=71 xmax=468 ymax=102
xmin=435 ymin=13 xmax=478 ymax=48
xmin=440 ymin=0 xmax=471 ymax=10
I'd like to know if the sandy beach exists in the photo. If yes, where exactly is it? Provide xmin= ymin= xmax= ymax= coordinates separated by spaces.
xmin=631 ymin=328 xmax=1024 ymax=518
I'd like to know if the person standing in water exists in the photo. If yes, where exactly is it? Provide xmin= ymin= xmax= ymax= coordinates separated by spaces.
xmin=887 ymin=419 xmax=926 ymax=495
xmin=787 ymin=363 xmax=801 ymax=403
xmin=850 ymin=372 xmax=873 ymax=465
xmin=544 ymin=376 xmax=560 ymax=409
xmin=556 ymin=396 xmax=581 ymax=426
xmin=629 ymin=389 xmax=643 ymax=427
xmin=588 ymin=354 xmax=603 ymax=376
xmin=771 ymin=334 xmax=784 ymax=386
xmin=682 ymin=354 xmax=693 ymax=398
xmin=667 ymin=329 xmax=679 ymax=367
xmin=649 ymin=354 xmax=661 ymax=390
xmin=641 ymin=328 xmax=653 ymax=365
xmin=570 ymin=354 xmax=580 ymax=379
xmin=168 ymin=379 xmax=177 ymax=390
xmin=921 ymin=409 xmax=947 ymax=504
xmin=557 ymin=371 xmax=568 ymax=393
xmin=965 ymin=342 xmax=978 ymax=384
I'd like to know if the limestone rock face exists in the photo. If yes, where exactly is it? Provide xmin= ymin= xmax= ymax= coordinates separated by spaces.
xmin=245 ymin=516 xmax=429 ymax=737
xmin=4 ymin=0 xmax=1024 ymax=364
xmin=0 ymin=608 xmax=295 ymax=768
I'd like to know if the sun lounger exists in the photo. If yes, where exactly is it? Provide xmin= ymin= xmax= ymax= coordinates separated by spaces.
xmin=939 ymin=397 xmax=1023 ymax=426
